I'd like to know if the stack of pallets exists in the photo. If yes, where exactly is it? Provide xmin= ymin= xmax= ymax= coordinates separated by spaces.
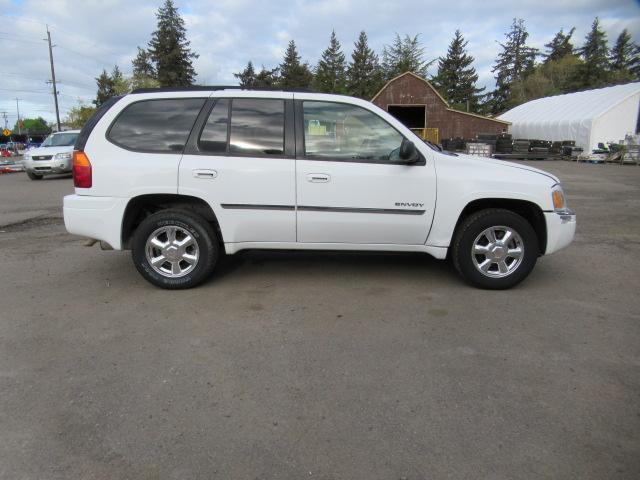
xmin=466 ymin=142 xmax=492 ymax=157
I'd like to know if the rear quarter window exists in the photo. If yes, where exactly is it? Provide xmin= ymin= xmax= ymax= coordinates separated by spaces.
xmin=108 ymin=98 xmax=206 ymax=153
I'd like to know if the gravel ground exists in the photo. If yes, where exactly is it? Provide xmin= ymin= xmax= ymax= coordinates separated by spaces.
xmin=0 ymin=161 xmax=639 ymax=479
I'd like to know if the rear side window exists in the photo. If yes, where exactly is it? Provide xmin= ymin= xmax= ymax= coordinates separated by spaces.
xmin=229 ymin=99 xmax=284 ymax=156
xmin=108 ymin=98 xmax=205 ymax=153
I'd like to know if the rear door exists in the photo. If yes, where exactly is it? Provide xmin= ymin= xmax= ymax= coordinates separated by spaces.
xmin=179 ymin=94 xmax=296 ymax=244
xmin=295 ymin=98 xmax=436 ymax=245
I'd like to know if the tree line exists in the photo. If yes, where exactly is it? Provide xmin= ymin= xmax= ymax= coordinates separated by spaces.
xmin=65 ymin=0 xmax=639 ymax=128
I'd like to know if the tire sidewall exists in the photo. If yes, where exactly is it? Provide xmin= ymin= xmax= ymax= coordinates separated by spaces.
xmin=455 ymin=210 xmax=538 ymax=290
xmin=132 ymin=212 xmax=217 ymax=289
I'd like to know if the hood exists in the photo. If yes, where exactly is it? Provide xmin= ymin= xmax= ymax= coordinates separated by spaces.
xmin=25 ymin=145 xmax=74 ymax=157
xmin=450 ymin=153 xmax=560 ymax=184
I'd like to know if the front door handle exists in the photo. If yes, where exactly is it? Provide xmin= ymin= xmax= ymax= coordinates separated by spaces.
xmin=193 ymin=169 xmax=218 ymax=179
xmin=307 ymin=173 xmax=330 ymax=183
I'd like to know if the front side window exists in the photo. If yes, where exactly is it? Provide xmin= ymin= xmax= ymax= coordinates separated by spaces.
xmin=229 ymin=98 xmax=284 ymax=156
xmin=303 ymin=101 xmax=404 ymax=162
xmin=108 ymin=98 xmax=205 ymax=153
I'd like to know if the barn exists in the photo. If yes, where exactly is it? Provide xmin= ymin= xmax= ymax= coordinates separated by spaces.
xmin=371 ymin=71 xmax=509 ymax=144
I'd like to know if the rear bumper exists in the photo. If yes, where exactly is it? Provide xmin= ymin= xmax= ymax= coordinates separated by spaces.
xmin=63 ymin=194 xmax=128 ymax=250
xmin=544 ymin=210 xmax=576 ymax=254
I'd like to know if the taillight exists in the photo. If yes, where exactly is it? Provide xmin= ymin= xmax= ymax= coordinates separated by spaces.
xmin=73 ymin=151 xmax=92 ymax=188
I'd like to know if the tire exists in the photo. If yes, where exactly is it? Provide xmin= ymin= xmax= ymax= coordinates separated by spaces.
xmin=131 ymin=209 xmax=219 ymax=289
xmin=452 ymin=208 xmax=539 ymax=290
xmin=27 ymin=171 xmax=43 ymax=180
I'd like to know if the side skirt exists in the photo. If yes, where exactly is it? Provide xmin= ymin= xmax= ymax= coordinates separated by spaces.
xmin=223 ymin=241 xmax=448 ymax=259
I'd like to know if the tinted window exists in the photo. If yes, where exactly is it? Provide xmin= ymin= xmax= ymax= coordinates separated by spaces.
xmin=109 ymin=98 xmax=205 ymax=153
xmin=199 ymin=99 xmax=229 ymax=153
xmin=303 ymin=101 xmax=404 ymax=162
xmin=229 ymin=98 xmax=284 ymax=156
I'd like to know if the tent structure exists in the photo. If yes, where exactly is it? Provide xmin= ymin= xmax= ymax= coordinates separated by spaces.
xmin=498 ymin=82 xmax=640 ymax=152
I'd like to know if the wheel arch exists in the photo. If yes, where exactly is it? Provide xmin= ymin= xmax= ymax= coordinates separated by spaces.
xmin=452 ymin=198 xmax=547 ymax=255
xmin=121 ymin=194 xmax=223 ymax=250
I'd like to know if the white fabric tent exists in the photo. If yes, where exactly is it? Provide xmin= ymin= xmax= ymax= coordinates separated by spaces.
xmin=498 ymin=83 xmax=640 ymax=152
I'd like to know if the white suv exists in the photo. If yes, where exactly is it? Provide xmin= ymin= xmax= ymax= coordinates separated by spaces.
xmin=63 ymin=87 xmax=576 ymax=289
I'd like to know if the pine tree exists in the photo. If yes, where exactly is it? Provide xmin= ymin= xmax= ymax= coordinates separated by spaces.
xmin=610 ymin=29 xmax=636 ymax=72
xmin=314 ymin=30 xmax=347 ymax=93
xmin=381 ymin=34 xmax=432 ymax=80
xmin=234 ymin=61 xmax=257 ymax=88
xmin=254 ymin=66 xmax=279 ymax=88
xmin=431 ymin=30 xmax=485 ymax=112
xmin=132 ymin=47 xmax=156 ymax=78
xmin=94 ymin=69 xmax=115 ymax=107
xmin=111 ymin=65 xmax=130 ymax=95
xmin=544 ymin=27 xmax=576 ymax=63
xmin=148 ymin=0 xmax=198 ymax=87
xmin=278 ymin=40 xmax=313 ymax=88
xmin=576 ymin=17 xmax=610 ymax=89
xmin=346 ymin=31 xmax=383 ymax=99
xmin=489 ymin=18 xmax=538 ymax=114
xmin=132 ymin=47 xmax=159 ymax=89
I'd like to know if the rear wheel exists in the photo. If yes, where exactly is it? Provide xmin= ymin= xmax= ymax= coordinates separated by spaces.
xmin=131 ymin=210 xmax=218 ymax=289
xmin=452 ymin=208 xmax=539 ymax=289
xmin=27 ymin=171 xmax=43 ymax=180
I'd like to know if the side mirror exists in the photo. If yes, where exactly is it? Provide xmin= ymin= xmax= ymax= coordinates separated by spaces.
xmin=399 ymin=138 xmax=419 ymax=163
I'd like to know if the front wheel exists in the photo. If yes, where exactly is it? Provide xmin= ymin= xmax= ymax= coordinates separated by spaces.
xmin=452 ymin=209 xmax=539 ymax=289
xmin=131 ymin=210 xmax=219 ymax=289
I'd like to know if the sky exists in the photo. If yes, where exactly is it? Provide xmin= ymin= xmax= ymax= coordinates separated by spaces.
xmin=1 ymin=0 xmax=639 ymax=127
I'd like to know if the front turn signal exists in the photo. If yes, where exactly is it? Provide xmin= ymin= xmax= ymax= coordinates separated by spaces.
xmin=73 ymin=151 xmax=92 ymax=188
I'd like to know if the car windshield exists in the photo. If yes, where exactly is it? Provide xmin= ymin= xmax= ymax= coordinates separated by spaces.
xmin=41 ymin=132 xmax=78 ymax=147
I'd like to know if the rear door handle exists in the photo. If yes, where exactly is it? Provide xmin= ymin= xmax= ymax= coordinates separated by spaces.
xmin=193 ymin=169 xmax=218 ymax=179
xmin=307 ymin=173 xmax=330 ymax=183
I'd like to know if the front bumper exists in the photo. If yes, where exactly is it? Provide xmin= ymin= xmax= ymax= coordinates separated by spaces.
xmin=544 ymin=210 xmax=576 ymax=255
xmin=23 ymin=156 xmax=72 ymax=175
xmin=63 ymin=194 xmax=129 ymax=250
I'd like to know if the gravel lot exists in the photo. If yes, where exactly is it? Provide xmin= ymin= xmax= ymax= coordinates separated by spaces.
xmin=1 ymin=162 xmax=639 ymax=479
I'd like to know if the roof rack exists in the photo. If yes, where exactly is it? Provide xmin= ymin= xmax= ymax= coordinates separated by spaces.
xmin=130 ymin=86 xmax=316 ymax=94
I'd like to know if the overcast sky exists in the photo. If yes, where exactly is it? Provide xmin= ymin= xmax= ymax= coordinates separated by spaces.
xmin=1 ymin=0 xmax=639 ymax=126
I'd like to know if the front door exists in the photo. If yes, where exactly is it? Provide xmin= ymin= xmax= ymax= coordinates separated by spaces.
xmin=179 ymin=94 xmax=296 ymax=244
xmin=295 ymin=99 xmax=436 ymax=245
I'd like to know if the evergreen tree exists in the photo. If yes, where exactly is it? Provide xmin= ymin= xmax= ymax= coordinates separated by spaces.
xmin=110 ymin=65 xmax=130 ymax=95
xmin=132 ymin=46 xmax=156 ymax=78
xmin=575 ymin=17 xmax=610 ymax=89
xmin=234 ymin=61 xmax=257 ymax=88
xmin=544 ymin=27 xmax=576 ymax=63
xmin=431 ymin=29 xmax=485 ymax=112
xmin=610 ymin=29 xmax=637 ymax=73
xmin=314 ymin=31 xmax=347 ymax=93
xmin=382 ymin=34 xmax=431 ymax=79
xmin=148 ymin=0 xmax=198 ymax=86
xmin=254 ymin=66 xmax=279 ymax=88
xmin=278 ymin=40 xmax=313 ymax=88
xmin=489 ymin=18 xmax=538 ymax=114
xmin=346 ymin=31 xmax=383 ymax=99
xmin=94 ymin=69 xmax=115 ymax=107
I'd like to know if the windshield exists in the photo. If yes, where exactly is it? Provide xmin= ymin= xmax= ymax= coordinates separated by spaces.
xmin=41 ymin=132 xmax=78 ymax=147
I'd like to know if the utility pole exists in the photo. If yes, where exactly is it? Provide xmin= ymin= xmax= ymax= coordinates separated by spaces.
xmin=45 ymin=25 xmax=61 ymax=132
xmin=0 ymin=111 xmax=7 ymax=130
xmin=15 ymin=98 xmax=21 ymax=134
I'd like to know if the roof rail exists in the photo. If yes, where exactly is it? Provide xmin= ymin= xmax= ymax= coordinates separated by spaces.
xmin=130 ymin=86 xmax=316 ymax=94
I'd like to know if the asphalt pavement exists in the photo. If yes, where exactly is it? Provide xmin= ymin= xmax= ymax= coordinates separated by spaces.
xmin=0 ymin=162 xmax=639 ymax=479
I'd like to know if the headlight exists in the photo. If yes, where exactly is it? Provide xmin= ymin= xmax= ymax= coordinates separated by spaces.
xmin=552 ymin=184 xmax=567 ymax=211
xmin=55 ymin=152 xmax=72 ymax=160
